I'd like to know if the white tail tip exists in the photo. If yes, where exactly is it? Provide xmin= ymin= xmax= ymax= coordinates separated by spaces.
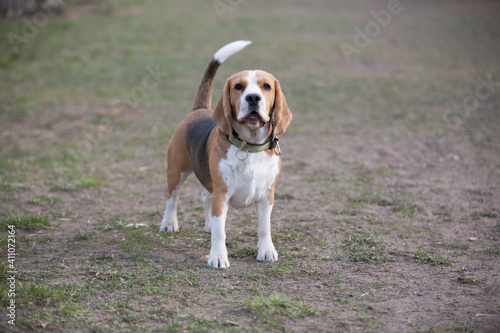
xmin=213 ymin=40 xmax=252 ymax=63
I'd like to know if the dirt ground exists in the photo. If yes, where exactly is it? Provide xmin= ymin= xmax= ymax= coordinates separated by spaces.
xmin=1 ymin=0 xmax=500 ymax=332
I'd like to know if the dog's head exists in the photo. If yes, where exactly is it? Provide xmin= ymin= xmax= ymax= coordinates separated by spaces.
xmin=213 ymin=70 xmax=292 ymax=138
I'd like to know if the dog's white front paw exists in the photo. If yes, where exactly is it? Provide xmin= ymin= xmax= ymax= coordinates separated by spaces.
xmin=208 ymin=248 xmax=230 ymax=269
xmin=166 ymin=224 xmax=179 ymax=232
xmin=257 ymin=241 xmax=278 ymax=262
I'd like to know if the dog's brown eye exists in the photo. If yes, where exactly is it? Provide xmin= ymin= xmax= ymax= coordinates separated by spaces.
xmin=235 ymin=83 xmax=244 ymax=90
xmin=263 ymin=83 xmax=271 ymax=90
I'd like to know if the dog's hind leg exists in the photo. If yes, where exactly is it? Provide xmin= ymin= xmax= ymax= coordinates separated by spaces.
xmin=160 ymin=168 xmax=192 ymax=232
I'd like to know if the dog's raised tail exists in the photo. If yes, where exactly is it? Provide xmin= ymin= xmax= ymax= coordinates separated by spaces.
xmin=191 ymin=40 xmax=252 ymax=112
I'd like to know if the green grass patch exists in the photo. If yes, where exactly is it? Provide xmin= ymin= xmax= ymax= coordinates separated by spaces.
xmin=346 ymin=232 xmax=384 ymax=246
xmin=146 ymin=210 xmax=163 ymax=219
xmin=471 ymin=211 xmax=498 ymax=220
xmin=18 ymin=282 xmax=84 ymax=306
xmin=436 ymin=241 xmax=469 ymax=251
xmin=120 ymin=228 xmax=159 ymax=252
xmin=392 ymin=203 xmax=424 ymax=217
xmin=28 ymin=195 xmax=61 ymax=206
xmin=98 ymin=217 xmax=127 ymax=231
xmin=73 ymin=233 xmax=90 ymax=241
xmin=412 ymin=247 xmax=452 ymax=266
xmin=50 ymin=175 xmax=102 ymax=192
xmin=371 ymin=192 xmax=393 ymax=206
xmin=343 ymin=232 xmax=393 ymax=263
xmin=0 ymin=262 xmax=9 ymax=306
xmin=8 ymin=283 xmax=90 ymax=329
xmin=231 ymin=246 xmax=258 ymax=258
xmin=30 ymin=236 xmax=53 ymax=244
xmin=246 ymin=295 xmax=315 ymax=322
xmin=164 ymin=316 xmax=221 ymax=332
xmin=481 ymin=244 xmax=500 ymax=256
xmin=457 ymin=275 xmax=481 ymax=285
xmin=89 ymin=253 xmax=114 ymax=262
xmin=0 ymin=213 xmax=51 ymax=230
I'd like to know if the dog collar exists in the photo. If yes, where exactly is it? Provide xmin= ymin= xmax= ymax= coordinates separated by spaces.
xmin=227 ymin=133 xmax=280 ymax=154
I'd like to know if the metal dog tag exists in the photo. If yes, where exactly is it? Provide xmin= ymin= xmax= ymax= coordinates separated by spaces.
xmin=237 ymin=159 xmax=246 ymax=172
xmin=236 ymin=147 xmax=249 ymax=173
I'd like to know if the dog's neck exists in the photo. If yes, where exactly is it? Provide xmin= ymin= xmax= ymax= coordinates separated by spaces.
xmin=232 ymin=121 xmax=272 ymax=145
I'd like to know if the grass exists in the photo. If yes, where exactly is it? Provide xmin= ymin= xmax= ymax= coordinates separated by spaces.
xmin=371 ymin=192 xmax=393 ymax=207
xmin=412 ymin=247 xmax=452 ymax=266
xmin=457 ymin=275 xmax=481 ymax=285
xmin=231 ymin=246 xmax=258 ymax=258
xmin=471 ymin=211 xmax=498 ymax=220
xmin=392 ymin=203 xmax=424 ymax=217
xmin=346 ymin=232 xmax=384 ymax=246
xmin=0 ymin=213 xmax=51 ymax=230
xmin=246 ymin=295 xmax=315 ymax=322
xmin=30 ymin=236 xmax=53 ymax=244
xmin=481 ymin=245 xmax=500 ymax=256
xmin=27 ymin=195 xmax=61 ymax=206
xmin=17 ymin=283 xmax=82 ymax=307
xmin=342 ymin=232 xmax=393 ymax=263
xmin=49 ymin=175 xmax=102 ymax=192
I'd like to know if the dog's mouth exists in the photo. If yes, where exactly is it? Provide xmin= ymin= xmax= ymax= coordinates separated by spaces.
xmin=242 ymin=111 xmax=267 ymax=127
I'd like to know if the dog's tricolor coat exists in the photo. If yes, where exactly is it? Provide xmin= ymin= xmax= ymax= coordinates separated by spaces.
xmin=159 ymin=41 xmax=292 ymax=269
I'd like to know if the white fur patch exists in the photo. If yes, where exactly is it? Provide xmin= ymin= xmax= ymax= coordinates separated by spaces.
xmin=220 ymin=145 xmax=279 ymax=208
xmin=238 ymin=70 xmax=269 ymax=124
xmin=208 ymin=215 xmax=230 ymax=269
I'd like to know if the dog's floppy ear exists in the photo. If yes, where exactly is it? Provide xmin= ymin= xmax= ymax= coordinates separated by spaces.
xmin=213 ymin=78 xmax=233 ymax=135
xmin=272 ymin=78 xmax=292 ymax=137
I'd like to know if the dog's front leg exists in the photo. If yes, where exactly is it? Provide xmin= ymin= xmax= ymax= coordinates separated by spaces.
xmin=207 ymin=191 xmax=230 ymax=269
xmin=256 ymin=197 xmax=278 ymax=262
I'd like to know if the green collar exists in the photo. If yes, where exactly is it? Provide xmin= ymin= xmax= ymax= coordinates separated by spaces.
xmin=227 ymin=134 xmax=280 ymax=154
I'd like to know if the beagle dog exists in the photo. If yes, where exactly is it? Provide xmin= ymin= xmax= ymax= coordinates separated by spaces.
xmin=159 ymin=41 xmax=292 ymax=269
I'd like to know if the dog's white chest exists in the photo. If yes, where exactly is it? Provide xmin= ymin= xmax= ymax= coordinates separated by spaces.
xmin=219 ymin=145 xmax=279 ymax=208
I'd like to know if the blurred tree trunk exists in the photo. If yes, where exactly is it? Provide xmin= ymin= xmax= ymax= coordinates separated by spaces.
xmin=0 ymin=0 xmax=64 ymax=18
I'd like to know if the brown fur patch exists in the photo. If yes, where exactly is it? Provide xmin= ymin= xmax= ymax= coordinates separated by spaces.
xmin=207 ymin=129 xmax=231 ymax=216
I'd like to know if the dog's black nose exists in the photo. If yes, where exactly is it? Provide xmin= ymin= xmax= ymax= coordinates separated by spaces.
xmin=246 ymin=94 xmax=261 ymax=105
